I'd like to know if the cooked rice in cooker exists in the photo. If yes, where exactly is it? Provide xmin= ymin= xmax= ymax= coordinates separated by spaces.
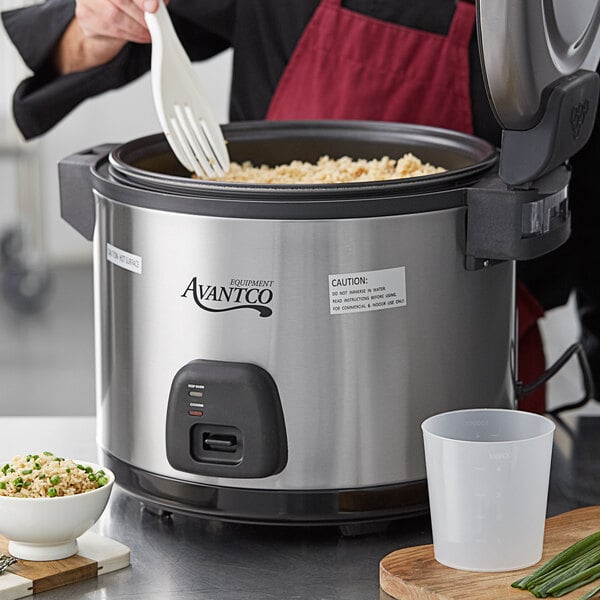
xmin=194 ymin=153 xmax=445 ymax=184
xmin=0 ymin=452 xmax=109 ymax=498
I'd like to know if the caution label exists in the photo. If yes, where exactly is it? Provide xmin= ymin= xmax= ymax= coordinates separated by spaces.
xmin=328 ymin=266 xmax=407 ymax=315
xmin=106 ymin=243 xmax=142 ymax=274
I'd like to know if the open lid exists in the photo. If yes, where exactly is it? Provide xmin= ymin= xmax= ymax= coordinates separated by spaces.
xmin=478 ymin=0 xmax=600 ymax=130
xmin=477 ymin=0 xmax=600 ymax=185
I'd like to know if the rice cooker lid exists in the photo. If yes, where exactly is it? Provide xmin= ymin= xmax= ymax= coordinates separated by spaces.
xmin=478 ymin=0 xmax=600 ymax=130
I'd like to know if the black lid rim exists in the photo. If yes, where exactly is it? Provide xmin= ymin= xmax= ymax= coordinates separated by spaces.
xmin=107 ymin=120 xmax=498 ymax=198
xmin=93 ymin=120 xmax=498 ymax=219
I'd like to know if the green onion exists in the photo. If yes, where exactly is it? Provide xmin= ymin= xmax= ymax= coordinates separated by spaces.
xmin=513 ymin=532 xmax=600 ymax=598
xmin=43 ymin=451 xmax=53 ymax=456
xmin=85 ymin=466 xmax=93 ymax=474
xmin=38 ymin=474 xmax=46 ymax=480
xmin=88 ymin=474 xmax=96 ymax=482
xmin=538 ymin=548 xmax=600 ymax=596
xmin=0 ymin=482 xmax=6 ymax=489
xmin=47 ymin=487 xmax=57 ymax=497
xmin=33 ymin=462 xmax=41 ymax=469
xmin=21 ymin=469 xmax=32 ymax=475
xmin=551 ymin=565 xmax=600 ymax=597
xmin=579 ymin=583 xmax=600 ymax=600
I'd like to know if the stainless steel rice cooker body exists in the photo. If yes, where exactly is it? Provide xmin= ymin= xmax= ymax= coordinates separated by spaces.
xmin=57 ymin=0 xmax=600 ymax=526
xmin=59 ymin=120 xmax=572 ymax=525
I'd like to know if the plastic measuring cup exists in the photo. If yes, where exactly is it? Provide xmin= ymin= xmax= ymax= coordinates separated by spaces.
xmin=421 ymin=408 xmax=555 ymax=572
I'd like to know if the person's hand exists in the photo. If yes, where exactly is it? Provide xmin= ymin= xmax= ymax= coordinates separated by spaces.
xmin=76 ymin=0 xmax=159 ymax=45
xmin=53 ymin=0 xmax=165 ymax=75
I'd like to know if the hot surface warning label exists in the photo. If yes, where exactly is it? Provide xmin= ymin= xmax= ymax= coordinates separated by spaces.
xmin=106 ymin=243 xmax=142 ymax=274
xmin=328 ymin=266 xmax=407 ymax=315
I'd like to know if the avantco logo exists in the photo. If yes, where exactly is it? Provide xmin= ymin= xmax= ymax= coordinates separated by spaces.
xmin=181 ymin=277 xmax=274 ymax=317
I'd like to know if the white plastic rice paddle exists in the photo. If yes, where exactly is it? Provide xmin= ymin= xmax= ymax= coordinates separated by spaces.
xmin=144 ymin=0 xmax=230 ymax=178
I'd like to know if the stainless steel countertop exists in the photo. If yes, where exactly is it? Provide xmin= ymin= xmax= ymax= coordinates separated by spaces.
xmin=0 ymin=413 xmax=598 ymax=600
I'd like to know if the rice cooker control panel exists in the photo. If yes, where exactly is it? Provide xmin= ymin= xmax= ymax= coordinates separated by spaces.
xmin=166 ymin=359 xmax=288 ymax=478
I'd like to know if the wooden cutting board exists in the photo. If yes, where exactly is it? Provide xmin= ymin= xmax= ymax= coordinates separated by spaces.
xmin=380 ymin=505 xmax=600 ymax=600
xmin=0 ymin=532 xmax=130 ymax=600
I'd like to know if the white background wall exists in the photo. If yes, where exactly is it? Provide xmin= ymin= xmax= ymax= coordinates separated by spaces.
xmin=0 ymin=12 xmax=232 ymax=266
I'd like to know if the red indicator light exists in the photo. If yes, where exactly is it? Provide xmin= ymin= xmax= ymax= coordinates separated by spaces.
xmin=188 ymin=410 xmax=204 ymax=417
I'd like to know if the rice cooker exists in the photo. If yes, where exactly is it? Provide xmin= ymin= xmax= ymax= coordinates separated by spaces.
xmin=57 ymin=2 xmax=600 ymax=528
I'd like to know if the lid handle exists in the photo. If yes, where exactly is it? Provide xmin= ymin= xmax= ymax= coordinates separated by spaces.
xmin=499 ymin=70 xmax=599 ymax=186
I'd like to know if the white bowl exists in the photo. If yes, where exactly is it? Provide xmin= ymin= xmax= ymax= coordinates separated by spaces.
xmin=0 ymin=460 xmax=114 ymax=561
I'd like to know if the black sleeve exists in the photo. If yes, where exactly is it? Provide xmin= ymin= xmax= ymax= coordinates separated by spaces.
xmin=1 ymin=0 xmax=234 ymax=140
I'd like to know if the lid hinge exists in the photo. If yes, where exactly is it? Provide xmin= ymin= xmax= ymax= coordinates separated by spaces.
xmin=465 ymin=168 xmax=571 ymax=270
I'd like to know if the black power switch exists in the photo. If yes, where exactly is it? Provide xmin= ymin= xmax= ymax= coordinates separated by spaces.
xmin=166 ymin=359 xmax=288 ymax=478
xmin=191 ymin=424 xmax=242 ymax=464
xmin=204 ymin=433 xmax=237 ymax=452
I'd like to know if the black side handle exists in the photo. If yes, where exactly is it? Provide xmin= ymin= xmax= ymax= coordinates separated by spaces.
xmin=499 ymin=70 xmax=600 ymax=186
xmin=58 ymin=144 xmax=117 ymax=241
xmin=465 ymin=166 xmax=571 ymax=270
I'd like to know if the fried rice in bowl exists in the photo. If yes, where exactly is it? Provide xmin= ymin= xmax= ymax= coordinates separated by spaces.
xmin=0 ymin=452 xmax=114 ymax=561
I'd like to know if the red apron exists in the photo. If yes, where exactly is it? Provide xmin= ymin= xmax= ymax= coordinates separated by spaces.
xmin=267 ymin=0 xmax=474 ymax=133
xmin=267 ymin=0 xmax=546 ymax=412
